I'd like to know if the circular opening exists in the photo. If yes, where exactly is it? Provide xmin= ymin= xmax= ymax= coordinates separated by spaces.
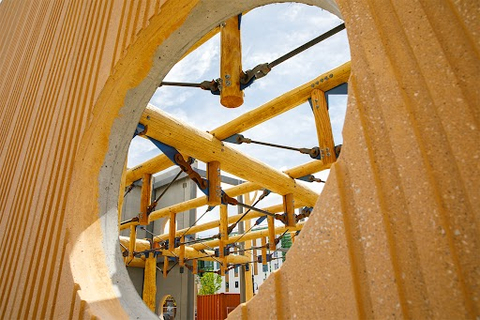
xmin=114 ymin=1 xmax=349 ymax=317
xmin=158 ymin=295 xmax=177 ymax=319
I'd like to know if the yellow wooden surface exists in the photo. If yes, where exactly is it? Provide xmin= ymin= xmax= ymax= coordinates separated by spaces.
xmin=154 ymin=203 xmax=286 ymax=242
xmin=311 ymin=89 xmax=336 ymax=163
xmin=219 ymin=205 xmax=228 ymax=276
xmin=125 ymin=62 xmax=345 ymax=185
xmin=283 ymin=193 xmax=296 ymax=227
xmin=120 ymin=237 xmax=250 ymax=265
xmin=126 ymin=155 xmax=173 ymax=186
xmin=169 ymin=212 xmax=176 ymax=251
xmin=128 ymin=225 xmax=137 ymax=261
xmin=212 ymin=62 xmax=351 ymax=139
xmin=143 ymin=253 xmax=157 ymax=312
xmin=0 ymin=0 xmax=476 ymax=318
xmin=261 ymin=237 xmax=267 ymax=266
xmin=163 ymin=256 xmax=169 ymax=279
xmin=139 ymin=173 xmax=152 ymax=225
xmin=207 ymin=161 xmax=222 ymax=206
xmin=243 ymin=193 xmax=254 ymax=301
xmin=148 ymin=159 xmax=327 ymax=222
xmin=179 ymin=235 xmax=185 ymax=267
xmin=141 ymin=105 xmax=319 ymax=206
xmin=220 ymin=16 xmax=244 ymax=108
xmin=190 ymin=223 xmax=304 ymax=250
xmin=192 ymin=259 xmax=198 ymax=275
xmin=267 ymin=216 xmax=276 ymax=250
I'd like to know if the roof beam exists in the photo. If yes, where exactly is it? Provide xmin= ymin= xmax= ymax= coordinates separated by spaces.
xmin=140 ymin=106 xmax=319 ymax=206
xmin=145 ymin=159 xmax=328 ymax=224
xmin=125 ymin=62 xmax=350 ymax=184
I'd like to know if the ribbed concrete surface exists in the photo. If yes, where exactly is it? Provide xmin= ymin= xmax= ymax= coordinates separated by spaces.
xmin=0 ymin=0 xmax=477 ymax=319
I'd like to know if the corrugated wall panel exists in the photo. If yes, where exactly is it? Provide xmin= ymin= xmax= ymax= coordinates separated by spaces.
xmin=229 ymin=0 xmax=479 ymax=319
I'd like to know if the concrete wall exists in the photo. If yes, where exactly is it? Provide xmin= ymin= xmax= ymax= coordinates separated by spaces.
xmin=122 ymin=170 xmax=197 ymax=319
xmin=152 ymin=170 xmax=196 ymax=320
xmin=0 ymin=0 xmax=477 ymax=319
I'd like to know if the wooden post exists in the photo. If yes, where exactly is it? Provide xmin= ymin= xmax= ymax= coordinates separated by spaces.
xmin=128 ymin=225 xmax=136 ymax=262
xmin=169 ymin=212 xmax=176 ymax=251
xmin=192 ymin=259 xmax=198 ymax=275
xmin=290 ymin=231 xmax=296 ymax=244
xmin=207 ymin=161 xmax=222 ymax=206
xmin=220 ymin=15 xmax=243 ymax=108
xmin=219 ymin=205 xmax=229 ymax=276
xmin=163 ymin=256 xmax=169 ymax=278
xmin=283 ymin=193 xmax=296 ymax=227
xmin=261 ymin=237 xmax=267 ymax=267
xmin=267 ymin=216 xmax=276 ymax=250
xmin=143 ymin=252 xmax=157 ymax=312
xmin=252 ymin=238 xmax=258 ymax=276
xmin=311 ymin=89 xmax=336 ymax=163
xmin=244 ymin=193 xmax=254 ymax=301
xmin=179 ymin=235 xmax=185 ymax=268
xmin=178 ymin=236 xmax=185 ymax=267
xmin=139 ymin=173 xmax=152 ymax=225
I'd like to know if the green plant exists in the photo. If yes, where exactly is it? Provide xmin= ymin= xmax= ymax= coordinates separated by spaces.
xmin=197 ymin=271 xmax=222 ymax=295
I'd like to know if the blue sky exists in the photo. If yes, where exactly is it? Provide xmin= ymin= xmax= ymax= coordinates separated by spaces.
xmin=128 ymin=3 xmax=350 ymax=235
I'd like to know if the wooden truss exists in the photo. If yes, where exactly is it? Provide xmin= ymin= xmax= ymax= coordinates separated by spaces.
xmin=119 ymin=21 xmax=350 ymax=309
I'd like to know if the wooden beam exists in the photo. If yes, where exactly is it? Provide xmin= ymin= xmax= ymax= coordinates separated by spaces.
xmin=139 ymin=173 xmax=152 ymax=225
xmin=119 ymin=220 xmax=140 ymax=231
xmin=311 ymin=89 xmax=336 ymax=163
xmin=119 ymin=237 xmax=250 ymax=265
xmin=220 ymin=16 xmax=243 ymax=108
xmin=211 ymin=62 xmax=350 ymax=139
xmin=154 ymin=203 xmax=284 ymax=242
xmin=148 ymin=159 xmax=327 ymax=223
xmin=126 ymin=62 xmax=349 ymax=183
xmin=283 ymin=193 xmax=296 ymax=227
xmin=140 ymin=106 xmax=319 ymax=207
xmin=125 ymin=154 xmax=172 ymax=185
xmin=190 ymin=222 xmax=304 ymax=251
xmin=207 ymin=161 xmax=222 ymax=206
xmin=143 ymin=253 xmax=157 ymax=311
